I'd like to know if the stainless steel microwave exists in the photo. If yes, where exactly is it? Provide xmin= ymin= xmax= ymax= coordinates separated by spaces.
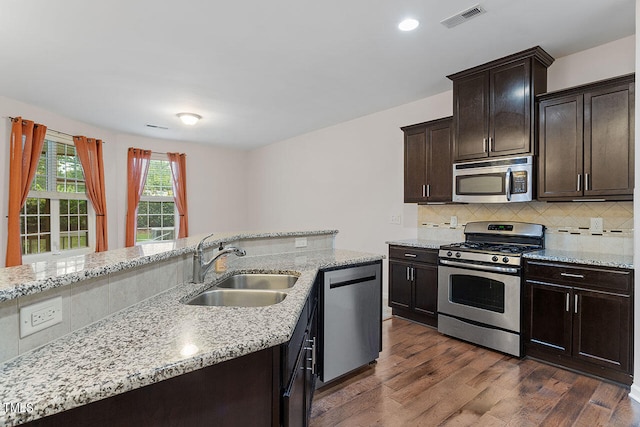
xmin=452 ymin=155 xmax=533 ymax=203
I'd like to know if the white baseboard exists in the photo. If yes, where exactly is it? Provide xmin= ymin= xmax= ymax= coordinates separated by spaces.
xmin=629 ymin=384 xmax=640 ymax=403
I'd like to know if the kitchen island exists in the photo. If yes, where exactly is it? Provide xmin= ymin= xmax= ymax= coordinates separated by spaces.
xmin=0 ymin=231 xmax=383 ymax=426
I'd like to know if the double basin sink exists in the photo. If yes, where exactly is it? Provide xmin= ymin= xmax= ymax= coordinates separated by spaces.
xmin=186 ymin=273 xmax=298 ymax=307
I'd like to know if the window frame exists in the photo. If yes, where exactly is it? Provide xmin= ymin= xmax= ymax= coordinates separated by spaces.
xmin=135 ymin=153 xmax=178 ymax=244
xmin=21 ymin=131 xmax=95 ymax=263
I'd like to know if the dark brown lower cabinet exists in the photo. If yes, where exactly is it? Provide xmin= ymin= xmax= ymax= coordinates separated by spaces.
xmin=388 ymin=246 xmax=438 ymax=327
xmin=524 ymin=260 xmax=633 ymax=385
xmin=283 ymin=304 xmax=318 ymax=427
xmin=24 ymin=347 xmax=280 ymax=427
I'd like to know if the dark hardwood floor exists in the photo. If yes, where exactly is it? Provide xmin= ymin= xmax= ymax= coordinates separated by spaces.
xmin=310 ymin=317 xmax=640 ymax=426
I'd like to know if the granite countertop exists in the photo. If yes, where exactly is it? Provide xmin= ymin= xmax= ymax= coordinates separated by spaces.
xmin=385 ymin=239 xmax=451 ymax=250
xmin=0 ymin=248 xmax=382 ymax=426
xmin=0 ymin=230 xmax=338 ymax=302
xmin=524 ymin=249 xmax=633 ymax=269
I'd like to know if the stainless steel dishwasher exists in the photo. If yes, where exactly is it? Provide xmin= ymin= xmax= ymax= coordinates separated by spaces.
xmin=319 ymin=261 xmax=382 ymax=383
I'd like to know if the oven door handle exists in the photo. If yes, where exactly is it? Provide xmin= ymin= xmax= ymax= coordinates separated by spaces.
xmin=439 ymin=259 xmax=519 ymax=275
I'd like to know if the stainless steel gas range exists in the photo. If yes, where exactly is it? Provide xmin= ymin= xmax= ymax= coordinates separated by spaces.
xmin=437 ymin=221 xmax=544 ymax=357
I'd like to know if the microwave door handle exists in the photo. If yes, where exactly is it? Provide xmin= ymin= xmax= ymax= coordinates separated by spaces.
xmin=505 ymin=168 xmax=512 ymax=201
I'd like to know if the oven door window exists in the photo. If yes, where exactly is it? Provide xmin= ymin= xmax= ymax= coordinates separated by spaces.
xmin=456 ymin=173 xmax=505 ymax=196
xmin=450 ymin=274 xmax=505 ymax=313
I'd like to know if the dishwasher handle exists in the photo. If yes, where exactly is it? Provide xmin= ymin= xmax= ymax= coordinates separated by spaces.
xmin=329 ymin=275 xmax=377 ymax=289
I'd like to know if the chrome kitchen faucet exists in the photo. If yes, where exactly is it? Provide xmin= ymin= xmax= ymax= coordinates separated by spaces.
xmin=192 ymin=234 xmax=246 ymax=283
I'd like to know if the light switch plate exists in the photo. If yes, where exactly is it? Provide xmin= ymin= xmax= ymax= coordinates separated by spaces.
xmin=389 ymin=215 xmax=402 ymax=225
xmin=20 ymin=296 xmax=63 ymax=338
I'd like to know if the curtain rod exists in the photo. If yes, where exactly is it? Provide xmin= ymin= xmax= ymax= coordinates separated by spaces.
xmin=6 ymin=116 xmax=104 ymax=142
xmin=6 ymin=117 xmax=176 ymax=154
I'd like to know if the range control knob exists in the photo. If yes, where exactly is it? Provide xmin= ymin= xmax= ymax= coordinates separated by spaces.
xmin=491 ymin=256 xmax=499 ymax=262
xmin=502 ymin=257 xmax=510 ymax=263
xmin=455 ymin=252 xmax=461 ymax=258
xmin=446 ymin=251 xmax=452 ymax=257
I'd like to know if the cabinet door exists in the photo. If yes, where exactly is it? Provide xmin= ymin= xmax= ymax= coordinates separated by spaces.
xmin=304 ymin=310 xmax=318 ymax=426
xmin=389 ymin=261 xmax=411 ymax=309
xmin=525 ymin=281 xmax=572 ymax=356
xmin=426 ymin=119 xmax=453 ymax=202
xmin=283 ymin=347 xmax=306 ymax=427
xmin=413 ymin=264 xmax=437 ymax=317
xmin=453 ymin=72 xmax=489 ymax=160
xmin=404 ymin=127 xmax=427 ymax=202
xmin=584 ymin=82 xmax=635 ymax=197
xmin=538 ymin=94 xmax=584 ymax=200
xmin=572 ymin=289 xmax=631 ymax=373
xmin=489 ymin=59 xmax=532 ymax=156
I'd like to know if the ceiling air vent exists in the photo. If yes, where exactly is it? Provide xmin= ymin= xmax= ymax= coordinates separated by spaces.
xmin=146 ymin=124 xmax=169 ymax=130
xmin=440 ymin=4 xmax=486 ymax=29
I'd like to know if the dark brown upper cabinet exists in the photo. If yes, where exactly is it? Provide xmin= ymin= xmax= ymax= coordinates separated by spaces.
xmin=402 ymin=117 xmax=453 ymax=203
xmin=448 ymin=47 xmax=554 ymax=161
xmin=537 ymin=74 xmax=635 ymax=201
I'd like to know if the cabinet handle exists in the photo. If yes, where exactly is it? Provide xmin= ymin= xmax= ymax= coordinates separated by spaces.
xmin=575 ymin=295 xmax=579 ymax=314
xmin=422 ymin=185 xmax=426 ymax=198
xmin=406 ymin=267 xmax=410 ymax=281
xmin=565 ymin=293 xmax=570 ymax=312
xmin=483 ymin=138 xmax=488 ymax=153
xmin=426 ymin=184 xmax=430 ymax=198
xmin=489 ymin=137 xmax=493 ymax=152
xmin=404 ymin=253 xmax=417 ymax=258
xmin=577 ymin=174 xmax=581 ymax=192
xmin=305 ymin=337 xmax=317 ymax=374
xmin=561 ymin=272 xmax=584 ymax=279
xmin=411 ymin=267 xmax=415 ymax=282
xmin=505 ymin=168 xmax=512 ymax=202
xmin=585 ymin=173 xmax=590 ymax=191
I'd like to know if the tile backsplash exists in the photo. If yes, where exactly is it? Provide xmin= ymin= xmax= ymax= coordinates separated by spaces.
xmin=417 ymin=201 xmax=633 ymax=255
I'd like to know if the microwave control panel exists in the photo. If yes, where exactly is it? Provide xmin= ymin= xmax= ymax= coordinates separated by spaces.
xmin=512 ymin=171 xmax=528 ymax=194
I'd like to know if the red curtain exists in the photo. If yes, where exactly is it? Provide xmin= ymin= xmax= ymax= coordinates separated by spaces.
xmin=125 ymin=148 xmax=152 ymax=247
xmin=74 ymin=136 xmax=108 ymax=252
xmin=5 ymin=117 xmax=47 ymax=267
xmin=167 ymin=152 xmax=188 ymax=238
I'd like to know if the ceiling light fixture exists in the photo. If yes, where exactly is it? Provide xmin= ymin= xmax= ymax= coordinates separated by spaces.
xmin=177 ymin=112 xmax=202 ymax=125
xmin=398 ymin=18 xmax=419 ymax=31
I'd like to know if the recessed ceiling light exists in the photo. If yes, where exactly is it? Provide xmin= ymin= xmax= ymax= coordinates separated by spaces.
xmin=398 ymin=18 xmax=419 ymax=32
xmin=177 ymin=113 xmax=202 ymax=125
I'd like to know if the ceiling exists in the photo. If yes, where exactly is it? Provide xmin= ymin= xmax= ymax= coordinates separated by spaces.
xmin=0 ymin=0 xmax=635 ymax=150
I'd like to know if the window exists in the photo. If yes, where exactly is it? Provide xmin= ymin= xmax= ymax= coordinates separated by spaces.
xmin=136 ymin=156 xmax=176 ymax=242
xmin=21 ymin=131 xmax=94 ymax=260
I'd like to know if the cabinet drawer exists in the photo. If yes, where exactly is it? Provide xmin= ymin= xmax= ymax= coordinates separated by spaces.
xmin=389 ymin=246 xmax=438 ymax=264
xmin=524 ymin=261 xmax=631 ymax=293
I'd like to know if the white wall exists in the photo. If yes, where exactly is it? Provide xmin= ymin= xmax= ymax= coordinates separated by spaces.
xmin=0 ymin=96 xmax=249 ymax=264
xmin=245 ymin=91 xmax=453 ymax=256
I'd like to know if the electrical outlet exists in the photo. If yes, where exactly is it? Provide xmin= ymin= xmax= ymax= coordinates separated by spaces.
xmin=590 ymin=217 xmax=604 ymax=233
xmin=450 ymin=216 xmax=458 ymax=228
xmin=295 ymin=237 xmax=307 ymax=248
xmin=390 ymin=215 xmax=402 ymax=225
xmin=20 ymin=297 xmax=63 ymax=338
